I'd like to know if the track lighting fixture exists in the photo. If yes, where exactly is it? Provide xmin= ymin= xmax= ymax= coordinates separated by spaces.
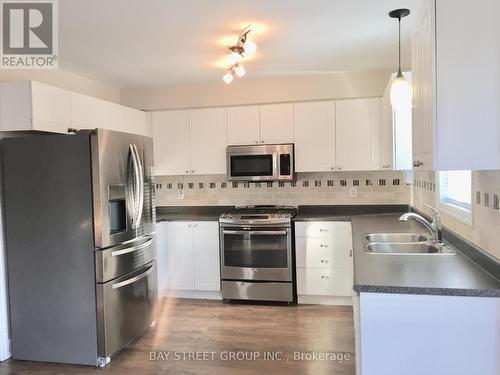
xmin=222 ymin=25 xmax=257 ymax=84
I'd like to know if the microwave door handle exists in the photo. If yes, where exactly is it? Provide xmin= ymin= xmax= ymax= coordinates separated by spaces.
xmin=111 ymin=237 xmax=154 ymax=257
xmin=132 ymin=144 xmax=144 ymax=226
xmin=223 ymin=230 xmax=287 ymax=236
xmin=111 ymin=264 xmax=153 ymax=289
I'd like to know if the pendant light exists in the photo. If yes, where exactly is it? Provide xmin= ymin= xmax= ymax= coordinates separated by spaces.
xmin=389 ymin=9 xmax=412 ymax=110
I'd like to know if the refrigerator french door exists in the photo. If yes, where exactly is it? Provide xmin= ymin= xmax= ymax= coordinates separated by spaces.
xmin=91 ymin=129 xmax=155 ymax=249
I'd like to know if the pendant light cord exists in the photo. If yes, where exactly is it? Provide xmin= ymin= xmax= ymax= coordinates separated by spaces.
xmin=398 ymin=16 xmax=402 ymax=75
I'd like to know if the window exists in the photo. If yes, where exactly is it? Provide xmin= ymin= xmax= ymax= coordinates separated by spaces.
xmin=437 ymin=170 xmax=472 ymax=225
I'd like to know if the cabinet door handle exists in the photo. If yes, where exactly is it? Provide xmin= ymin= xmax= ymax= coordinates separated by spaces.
xmin=319 ymin=229 xmax=328 ymax=233
xmin=349 ymin=250 xmax=353 ymax=257
xmin=191 ymin=170 xmax=195 ymax=174
xmin=320 ymin=259 xmax=329 ymax=264
xmin=321 ymin=275 xmax=329 ymax=279
xmin=255 ymin=140 xmax=259 ymax=144
xmin=185 ymin=170 xmax=189 ymax=174
xmin=337 ymin=167 xmax=342 ymax=170
xmin=261 ymin=140 xmax=265 ymax=144
xmin=320 ymin=244 xmax=328 ymax=248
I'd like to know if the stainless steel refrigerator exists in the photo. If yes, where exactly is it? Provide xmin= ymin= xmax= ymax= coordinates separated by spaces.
xmin=2 ymin=129 xmax=157 ymax=366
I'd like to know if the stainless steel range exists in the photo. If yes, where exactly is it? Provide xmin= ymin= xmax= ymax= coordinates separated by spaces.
xmin=219 ymin=205 xmax=297 ymax=303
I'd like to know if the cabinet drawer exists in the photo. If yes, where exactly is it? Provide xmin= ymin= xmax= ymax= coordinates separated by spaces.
xmin=296 ymin=268 xmax=352 ymax=296
xmin=295 ymin=236 xmax=352 ymax=254
xmin=296 ymin=249 xmax=351 ymax=269
xmin=295 ymin=221 xmax=352 ymax=238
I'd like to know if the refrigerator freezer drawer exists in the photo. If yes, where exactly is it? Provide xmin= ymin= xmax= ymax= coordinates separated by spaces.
xmin=95 ymin=235 xmax=156 ymax=283
xmin=96 ymin=261 xmax=158 ymax=358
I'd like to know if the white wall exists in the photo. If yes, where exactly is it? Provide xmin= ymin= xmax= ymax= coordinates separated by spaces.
xmin=121 ymin=69 xmax=393 ymax=110
xmin=0 ymin=69 xmax=120 ymax=103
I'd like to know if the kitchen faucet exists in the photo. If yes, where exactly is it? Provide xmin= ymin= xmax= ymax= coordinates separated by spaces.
xmin=399 ymin=204 xmax=442 ymax=243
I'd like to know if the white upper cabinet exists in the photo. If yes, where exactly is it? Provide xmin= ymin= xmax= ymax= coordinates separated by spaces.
xmin=411 ymin=0 xmax=435 ymax=170
xmin=412 ymin=0 xmax=500 ymax=170
xmin=259 ymin=103 xmax=294 ymax=144
xmin=71 ymin=92 xmax=150 ymax=136
xmin=380 ymin=78 xmax=395 ymax=170
xmin=0 ymin=81 xmax=71 ymax=133
xmin=0 ymin=80 xmax=149 ymax=136
xmin=152 ymin=110 xmax=190 ymax=175
xmin=335 ymin=98 xmax=381 ymax=171
xmin=31 ymin=81 xmax=72 ymax=133
xmin=227 ymin=104 xmax=294 ymax=145
xmin=294 ymin=101 xmax=335 ymax=172
xmin=227 ymin=105 xmax=260 ymax=145
xmin=189 ymin=107 xmax=227 ymax=174
xmin=71 ymin=91 xmax=104 ymax=129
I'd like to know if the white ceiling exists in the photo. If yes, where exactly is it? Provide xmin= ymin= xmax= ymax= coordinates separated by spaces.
xmin=59 ymin=0 xmax=422 ymax=89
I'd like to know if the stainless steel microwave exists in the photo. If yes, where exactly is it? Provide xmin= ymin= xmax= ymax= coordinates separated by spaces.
xmin=226 ymin=144 xmax=295 ymax=182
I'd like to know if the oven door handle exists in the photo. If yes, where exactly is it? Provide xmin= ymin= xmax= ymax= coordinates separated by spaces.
xmin=222 ymin=230 xmax=287 ymax=236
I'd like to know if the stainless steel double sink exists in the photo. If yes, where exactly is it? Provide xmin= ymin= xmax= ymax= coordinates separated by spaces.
xmin=364 ymin=233 xmax=456 ymax=255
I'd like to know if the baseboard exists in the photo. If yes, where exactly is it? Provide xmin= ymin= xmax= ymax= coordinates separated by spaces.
xmin=298 ymin=295 xmax=353 ymax=306
xmin=160 ymin=289 xmax=222 ymax=300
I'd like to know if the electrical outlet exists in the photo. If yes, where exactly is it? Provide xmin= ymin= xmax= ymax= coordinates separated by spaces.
xmin=350 ymin=187 xmax=358 ymax=198
xmin=178 ymin=189 xmax=184 ymax=200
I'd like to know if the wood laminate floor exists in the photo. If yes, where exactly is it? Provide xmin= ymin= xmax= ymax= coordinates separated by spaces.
xmin=0 ymin=298 xmax=355 ymax=375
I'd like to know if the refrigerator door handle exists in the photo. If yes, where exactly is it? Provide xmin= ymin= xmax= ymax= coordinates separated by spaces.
xmin=111 ymin=237 xmax=154 ymax=257
xmin=127 ymin=144 xmax=141 ymax=229
xmin=132 ymin=144 xmax=144 ymax=227
xmin=112 ymin=264 xmax=153 ymax=289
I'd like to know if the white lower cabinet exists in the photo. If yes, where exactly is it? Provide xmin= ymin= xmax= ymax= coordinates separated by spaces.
xmin=295 ymin=221 xmax=353 ymax=304
xmin=156 ymin=221 xmax=220 ymax=297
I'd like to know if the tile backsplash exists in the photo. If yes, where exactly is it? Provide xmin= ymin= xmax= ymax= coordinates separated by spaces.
xmin=155 ymin=171 xmax=410 ymax=207
xmin=411 ymin=170 xmax=500 ymax=260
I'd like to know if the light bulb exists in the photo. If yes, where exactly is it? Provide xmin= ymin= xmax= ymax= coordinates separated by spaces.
xmin=222 ymin=71 xmax=233 ymax=84
xmin=390 ymin=73 xmax=412 ymax=110
xmin=227 ymin=52 xmax=242 ymax=65
xmin=234 ymin=64 xmax=245 ymax=78
xmin=243 ymin=40 xmax=257 ymax=55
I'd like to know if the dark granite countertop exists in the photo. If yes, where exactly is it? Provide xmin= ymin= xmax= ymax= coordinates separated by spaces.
xmin=294 ymin=204 xmax=409 ymax=221
xmin=156 ymin=206 xmax=234 ymax=222
xmin=156 ymin=204 xmax=500 ymax=297
xmin=350 ymin=213 xmax=500 ymax=297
